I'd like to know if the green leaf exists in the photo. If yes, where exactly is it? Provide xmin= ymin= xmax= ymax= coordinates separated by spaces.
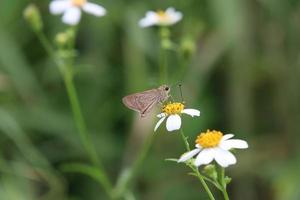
xmin=164 ymin=158 xmax=178 ymax=162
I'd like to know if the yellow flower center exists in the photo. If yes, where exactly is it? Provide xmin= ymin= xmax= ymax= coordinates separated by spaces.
xmin=156 ymin=10 xmax=169 ymax=21
xmin=72 ymin=0 xmax=86 ymax=7
xmin=196 ymin=130 xmax=223 ymax=148
xmin=162 ymin=102 xmax=184 ymax=115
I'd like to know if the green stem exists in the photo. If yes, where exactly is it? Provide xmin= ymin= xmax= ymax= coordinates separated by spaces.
xmin=35 ymin=31 xmax=113 ymax=198
xmin=219 ymin=167 xmax=230 ymax=200
xmin=36 ymin=31 xmax=55 ymax=58
xmin=62 ymin=71 xmax=98 ymax=164
xmin=63 ymin=66 xmax=113 ymax=199
xmin=222 ymin=188 xmax=230 ymax=200
xmin=159 ymin=27 xmax=170 ymax=84
xmin=180 ymin=129 xmax=190 ymax=151
xmin=193 ymin=167 xmax=216 ymax=200
xmin=159 ymin=45 xmax=167 ymax=84
xmin=36 ymin=31 xmax=65 ymax=74
xmin=180 ymin=129 xmax=215 ymax=200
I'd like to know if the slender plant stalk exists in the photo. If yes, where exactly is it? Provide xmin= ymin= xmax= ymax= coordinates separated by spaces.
xmin=115 ymin=27 xmax=172 ymax=197
xmin=159 ymin=47 xmax=168 ymax=84
xmin=192 ymin=166 xmax=216 ymax=200
xmin=35 ymin=30 xmax=113 ymax=198
xmin=159 ymin=27 xmax=169 ymax=84
xmin=180 ymin=129 xmax=190 ymax=151
xmin=219 ymin=167 xmax=230 ymax=200
xmin=222 ymin=188 xmax=230 ymax=200
xmin=181 ymin=129 xmax=216 ymax=200
xmin=62 ymin=71 xmax=98 ymax=164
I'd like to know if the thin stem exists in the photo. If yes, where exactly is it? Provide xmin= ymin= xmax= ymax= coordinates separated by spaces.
xmin=159 ymin=27 xmax=170 ymax=84
xmin=36 ymin=31 xmax=65 ymax=74
xmin=63 ymin=72 xmax=98 ymax=164
xmin=35 ymin=30 xmax=113 ymax=198
xmin=180 ymin=129 xmax=215 ymax=200
xmin=193 ymin=167 xmax=216 ymax=200
xmin=180 ymin=129 xmax=190 ymax=151
xmin=159 ymin=44 xmax=168 ymax=84
xmin=219 ymin=167 xmax=230 ymax=200
xmin=222 ymin=188 xmax=230 ymax=200
xmin=36 ymin=31 xmax=55 ymax=58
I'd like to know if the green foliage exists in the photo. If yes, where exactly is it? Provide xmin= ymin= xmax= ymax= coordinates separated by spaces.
xmin=0 ymin=0 xmax=300 ymax=199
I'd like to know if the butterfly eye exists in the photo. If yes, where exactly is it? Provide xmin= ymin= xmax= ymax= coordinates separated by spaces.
xmin=165 ymin=87 xmax=169 ymax=91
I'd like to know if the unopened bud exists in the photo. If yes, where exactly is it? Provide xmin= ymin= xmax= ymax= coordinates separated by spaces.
xmin=224 ymin=176 xmax=232 ymax=184
xmin=23 ymin=4 xmax=43 ymax=32
xmin=203 ymin=164 xmax=217 ymax=180
xmin=55 ymin=33 xmax=69 ymax=47
xmin=180 ymin=38 xmax=196 ymax=59
xmin=55 ymin=29 xmax=75 ymax=47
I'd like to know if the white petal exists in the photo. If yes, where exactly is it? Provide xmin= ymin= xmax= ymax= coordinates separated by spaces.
xmin=221 ymin=134 xmax=234 ymax=142
xmin=157 ymin=113 xmax=167 ymax=118
xmin=82 ymin=2 xmax=106 ymax=16
xmin=214 ymin=148 xmax=236 ymax=167
xmin=139 ymin=11 xmax=159 ymax=27
xmin=181 ymin=109 xmax=200 ymax=117
xmin=194 ymin=148 xmax=215 ymax=167
xmin=62 ymin=7 xmax=81 ymax=25
xmin=220 ymin=139 xmax=248 ymax=150
xmin=166 ymin=114 xmax=181 ymax=132
xmin=178 ymin=149 xmax=200 ymax=163
xmin=154 ymin=117 xmax=166 ymax=132
xmin=165 ymin=7 xmax=182 ymax=24
xmin=165 ymin=7 xmax=176 ymax=14
xmin=49 ymin=0 xmax=71 ymax=15
xmin=195 ymin=144 xmax=202 ymax=149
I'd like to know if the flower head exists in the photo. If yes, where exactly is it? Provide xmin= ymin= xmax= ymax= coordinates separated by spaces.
xmin=49 ymin=0 xmax=106 ymax=25
xmin=154 ymin=102 xmax=200 ymax=132
xmin=178 ymin=130 xmax=248 ymax=167
xmin=139 ymin=7 xmax=182 ymax=28
xmin=24 ymin=4 xmax=43 ymax=32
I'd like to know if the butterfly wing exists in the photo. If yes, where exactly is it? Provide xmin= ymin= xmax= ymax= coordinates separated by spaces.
xmin=122 ymin=89 xmax=159 ymax=117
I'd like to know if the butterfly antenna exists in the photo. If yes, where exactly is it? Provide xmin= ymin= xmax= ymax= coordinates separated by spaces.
xmin=178 ymin=84 xmax=185 ymax=103
xmin=170 ymin=81 xmax=180 ymax=89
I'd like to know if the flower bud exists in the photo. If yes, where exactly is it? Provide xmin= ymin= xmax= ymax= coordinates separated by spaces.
xmin=161 ymin=39 xmax=172 ymax=49
xmin=23 ymin=4 xmax=43 ymax=32
xmin=55 ymin=33 xmax=69 ymax=47
xmin=224 ymin=176 xmax=232 ymax=184
xmin=203 ymin=164 xmax=217 ymax=180
xmin=180 ymin=38 xmax=196 ymax=59
xmin=160 ymin=27 xmax=170 ymax=39
xmin=55 ymin=29 xmax=75 ymax=47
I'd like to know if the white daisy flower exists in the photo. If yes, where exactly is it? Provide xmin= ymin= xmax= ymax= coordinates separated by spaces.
xmin=154 ymin=102 xmax=200 ymax=132
xmin=49 ymin=0 xmax=106 ymax=25
xmin=139 ymin=7 xmax=182 ymax=28
xmin=178 ymin=130 xmax=249 ymax=168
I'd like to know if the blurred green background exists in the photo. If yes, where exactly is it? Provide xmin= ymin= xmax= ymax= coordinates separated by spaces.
xmin=1 ymin=0 xmax=300 ymax=199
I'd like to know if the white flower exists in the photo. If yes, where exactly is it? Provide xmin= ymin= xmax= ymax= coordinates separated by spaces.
xmin=139 ymin=7 xmax=182 ymax=28
xmin=49 ymin=0 xmax=106 ymax=25
xmin=154 ymin=102 xmax=200 ymax=132
xmin=178 ymin=130 xmax=248 ymax=168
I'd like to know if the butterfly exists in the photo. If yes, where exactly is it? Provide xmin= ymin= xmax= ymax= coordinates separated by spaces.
xmin=122 ymin=85 xmax=170 ymax=117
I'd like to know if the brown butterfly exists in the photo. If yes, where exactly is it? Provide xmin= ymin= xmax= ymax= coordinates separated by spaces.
xmin=122 ymin=85 xmax=170 ymax=117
